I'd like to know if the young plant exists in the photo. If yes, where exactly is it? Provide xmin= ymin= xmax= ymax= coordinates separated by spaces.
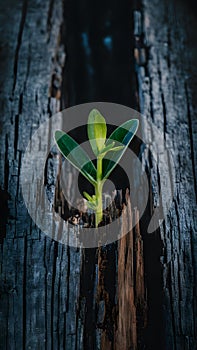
xmin=54 ymin=109 xmax=139 ymax=228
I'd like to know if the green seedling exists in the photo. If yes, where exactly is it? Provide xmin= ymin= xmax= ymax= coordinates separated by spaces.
xmin=54 ymin=109 xmax=139 ymax=228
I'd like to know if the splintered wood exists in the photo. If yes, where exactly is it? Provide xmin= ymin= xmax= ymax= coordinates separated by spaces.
xmin=96 ymin=192 xmax=147 ymax=350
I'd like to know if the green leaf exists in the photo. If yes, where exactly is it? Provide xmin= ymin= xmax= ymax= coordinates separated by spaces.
xmin=99 ymin=142 xmax=115 ymax=155
xmin=99 ymin=142 xmax=124 ymax=157
xmin=87 ymin=109 xmax=107 ymax=156
xmin=102 ymin=119 xmax=139 ymax=180
xmin=54 ymin=130 xmax=97 ymax=185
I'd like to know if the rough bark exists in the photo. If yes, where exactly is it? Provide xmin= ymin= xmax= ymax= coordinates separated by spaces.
xmin=134 ymin=0 xmax=197 ymax=348
xmin=0 ymin=1 xmax=68 ymax=349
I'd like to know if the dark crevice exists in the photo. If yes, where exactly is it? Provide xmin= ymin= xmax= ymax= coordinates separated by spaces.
xmin=80 ymin=248 xmax=97 ymax=349
xmin=14 ymin=114 xmax=19 ymax=159
xmin=4 ymin=134 xmax=9 ymax=191
xmin=185 ymin=82 xmax=197 ymax=202
xmin=66 ymin=244 xmax=70 ymax=312
xmin=24 ymin=44 xmax=31 ymax=90
xmin=59 ymin=0 xmax=165 ymax=348
xmin=148 ymin=77 xmax=155 ymax=122
xmin=18 ymin=92 xmax=23 ymax=115
xmin=167 ymin=263 xmax=176 ymax=350
xmin=22 ymin=232 xmax=27 ymax=350
xmin=47 ymin=0 xmax=55 ymax=33
xmin=44 ymin=237 xmax=48 ymax=350
xmin=16 ymin=150 xmax=22 ymax=198
xmin=157 ymin=63 xmax=167 ymax=138
xmin=63 ymin=0 xmax=137 ymax=108
xmin=12 ymin=0 xmax=28 ymax=93
xmin=161 ymin=90 xmax=167 ymax=138
xmin=57 ymin=248 xmax=62 ymax=350
xmin=0 ymin=187 xmax=9 ymax=243
xmin=140 ymin=172 xmax=165 ymax=350
xmin=51 ymin=241 xmax=58 ymax=350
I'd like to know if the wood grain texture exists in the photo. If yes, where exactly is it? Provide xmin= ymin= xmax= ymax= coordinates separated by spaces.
xmin=134 ymin=0 xmax=197 ymax=348
xmin=0 ymin=1 xmax=69 ymax=349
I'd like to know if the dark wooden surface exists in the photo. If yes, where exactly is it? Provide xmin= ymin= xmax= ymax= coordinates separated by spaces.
xmin=135 ymin=1 xmax=197 ymax=348
xmin=0 ymin=0 xmax=196 ymax=349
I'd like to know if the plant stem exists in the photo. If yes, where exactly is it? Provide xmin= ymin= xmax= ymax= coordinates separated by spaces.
xmin=95 ymin=156 xmax=104 ymax=228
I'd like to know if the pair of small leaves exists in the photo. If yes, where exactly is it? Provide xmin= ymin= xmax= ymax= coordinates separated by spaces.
xmin=83 ymin=191 xmax=97 ymax=210
xmin=87 ymin=109 xmax=124 ymax=158
xmin=54 ymin=109 xmax=139 ymax=184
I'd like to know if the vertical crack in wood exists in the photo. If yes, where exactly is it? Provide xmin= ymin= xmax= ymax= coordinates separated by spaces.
xmin=185 ymin=82 xmax=197 ymax=201
xmin=22 ymin=232 xmax=27 ymax=350
xmin=12 ymin=0 xmax=28 ymax=94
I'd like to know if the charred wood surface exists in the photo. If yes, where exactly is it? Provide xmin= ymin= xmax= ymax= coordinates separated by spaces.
xmin=0 ymin=0 xmax=196 ymax=349
xmin=134 ymin=0 xmax=197 ymax=348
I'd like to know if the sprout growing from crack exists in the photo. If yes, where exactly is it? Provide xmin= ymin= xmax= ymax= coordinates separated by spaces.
xmin=54 ymin=109 xmax=139 ymax=227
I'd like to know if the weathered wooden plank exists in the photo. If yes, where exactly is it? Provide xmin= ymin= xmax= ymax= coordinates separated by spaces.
xmin=0 ymin=1 xmax=70 ymax=349
xmin=135 ymin=0 xmax=197 ymax=348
